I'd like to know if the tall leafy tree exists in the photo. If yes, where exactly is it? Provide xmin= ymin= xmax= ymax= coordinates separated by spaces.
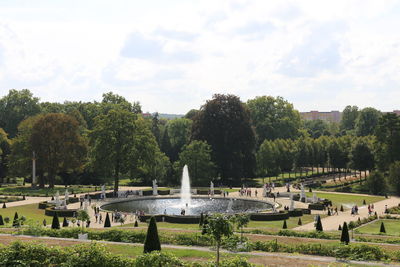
xmin=192 ymin=94 xmax=256 ymax=183
xmin=350 ymin=137 xmax=375 ymax=182
xmin=256 ymin=140 xmax=279 ymax=179
xmin=0 ymin=89 xmax=41 ymax=137
xmin=151 ymin=113 xmax=161 ymax=146
xmin=30 ymin=113 xmax=87 ymax=188
xmin=0 ymin=128 xmax=10 ymax=180
xmin=340 ymin=105 xmax=359 ymax=134
xmin=388 ymin=161 xmax=400 ymax=196
xmin=375 ymin=113 xmax=400 ymax=170
xmin=355 ymin=107 xmax=381 ymax=136
xmin=247 ymin=96 xmax=301 ymax=145
xmin=166 ymin=118 xmax=192 ymax=162
xmin=205 ymin=214 xmax=233 ymax=266
xmin=176 ymin=140 xmax=216 ymax=186
xmin=303 ymin=119 xmax=331 ymax=138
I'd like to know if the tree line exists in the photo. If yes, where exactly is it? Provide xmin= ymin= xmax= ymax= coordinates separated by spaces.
xmin=0 ymin=89 xmax=399 ymax=195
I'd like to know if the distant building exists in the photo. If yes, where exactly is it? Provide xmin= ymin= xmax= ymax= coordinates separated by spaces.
xmin=300 ymin=111 xmax=342 ymax=123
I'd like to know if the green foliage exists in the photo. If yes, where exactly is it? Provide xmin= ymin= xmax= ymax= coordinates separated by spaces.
xmin=51 ymin=212 xmax=60 ymax=229
xmin=297 ymin=218 xmax=302 ymax=225
xmin=104 ymin=213 xmax=111 ymax=227
xmin=77 ymin=209 xmax=90 ymax=226
xmin=135 ymin=251 xmax=185 ymax=267
xmin=340 ymin=222 xmax=350 ymax=245
xmin=380 ymin=222 xmax=386 ymax=233
xmin=12 ymin=212 xmax=19 ymax=227
xmin=176 ymin=140 xmax=216 ymax=186
xmin=340 ymin=105 xmax=359 ymax=133
xmin=247 ymin=96 xmax=301 ymax=144
xmin=231 ymin=214 xmax=250 ymax=241
xmin=144 ymin=217 xmax=161 ymax=253
xmin=192 ymin=94 xmax=256 ymax=182
xmin=30 ymin=113 xmax=87 ymax=187
xmin=63 ymin=217 xmax=68 ymax=227
xmin=0 ymin=215 xmax=3 ymax=225
xmin=366 ymin=171 xmax=386 ymax=195
xmin=355 ymin=107 xmax=381 ymax=137
xmin=388 ymin=161 xmax=400 ymax=196
xmin=315 ymin=216 xmax=323 ymax=232
xmin=282 ymin=220 xmax=287 ymax=229
xmin=375 ymin=113 xmax=400 ymax=170
xmin=166 ymin=118 xmax=192 ymax=162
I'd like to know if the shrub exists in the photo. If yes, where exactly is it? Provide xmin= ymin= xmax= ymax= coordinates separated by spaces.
xmin=143 ymin=217 xmax=161 ymax=253
xmin=12 ymin=212 xmax=19 ymax=227
xmin=340 ymin=222 xmax=350 ymax=245
xmin=134 ymin=251 xmax=185 ymax=267
xmin=282 ymin=220 xmax=287 ymax=229
xmin=380 ymin=222 xmax=386 ymax=233
xmin=104 ymin=213 xmax=111 ymax=227
xmin=51 ymin=212 xmax=60 ymax=229
xmin=2 ymin=203 xmax=6 ymax=208
xmin=134 ymin=220 xmax=138 ymax=227
xmin=315 ymin=216 xmax=323 ymax=232
xmin=0 ymin=215 xmax=3 ymax=226
xmin=63 ymin=217 xmax=69 ymax=227
xmin=297 ymin=218 xmax=302 ymax=225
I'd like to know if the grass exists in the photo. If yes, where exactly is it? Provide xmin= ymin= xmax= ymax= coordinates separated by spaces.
xmin=0 ymin=203 xmax=53 ymax=227
xmin=305 ymin=192 xmax=384 ymax=209
xmin=355 ymin=219 xmax=400 ymax=236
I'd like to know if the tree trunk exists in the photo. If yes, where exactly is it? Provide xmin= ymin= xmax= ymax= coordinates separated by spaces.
xmin=39 ymin=171 xmax=45 ymax=188
xmin=216 ymin=242 xmax=220 ymax=266
xmin=114 ymin=162 xmax=120 ymax=193
xmin=48 ymin=170 xmax=55 ymax=188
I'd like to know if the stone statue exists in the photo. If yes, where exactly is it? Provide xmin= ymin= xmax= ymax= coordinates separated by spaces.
xmin=300 ymin=183 xmax=306 ymax=201
xmin=312 ymin=192 xmax=318 ymax=203
xmin=101 ymin=184 xmax=106 ymax=199
xmin=210 ymin=181 xmax=214 ymax=196
xmin=289 ymin=193 xmax=294 ymax=211
xmin=153 ymin=179 xmax=158 ymax=196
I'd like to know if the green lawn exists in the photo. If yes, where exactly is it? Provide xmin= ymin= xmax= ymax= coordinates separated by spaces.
xmin=305 ymin=192 xmax=384 ymax=209
xmin=355 ymin=219 xmax=400 ymax=236
xmin=0 ymin=203 xmax=53 ymax=226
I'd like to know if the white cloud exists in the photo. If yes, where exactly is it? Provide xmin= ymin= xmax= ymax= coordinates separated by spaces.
xmin=0 ymin=0 xmax=400 ymax=113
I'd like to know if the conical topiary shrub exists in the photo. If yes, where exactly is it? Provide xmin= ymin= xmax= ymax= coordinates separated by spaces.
xmin=12 ymin=212 xmax=19 ymax=227
xmin=328 ymin=209 xmax=331 ymax=216
xmin=282 ymin=220 xmax=287 ymax=229
xmin=199 ymin=212 xmax=204 ymax=227
xmin=340 ymin=205 xmax=344 ymax=212
xmin=51 ymin=212 xmax=60 ymax=229
xmin=363 ymin=199 xmax=366 ymax=205
xmin=143 ymin=217 xmax=161 ymax=253
xmin=338 ymin=225 xmax=342 ymax=231
xmin=340 ymin=222 xmax=350 ymax=245
xmin=298 ymin=218 xmax=302 ymax=225
xmin=2 ymin=203 xmax=6 ymax=208
xmin=0 ymin=215 xmax=3 ymax=225
xmin=380 ymin=222 xmax=386 ymax=233
xmin=104 ymin=213 xmax=111 ymax=227
xmin=62 ymin=217 xmax=68 ymax=227
xmin=134 ymin=220 xmax=139 ymax=227
xmin=315 ymin=216 xmax=323 ymax=232
xmin=201 ymin=217 xmax=208 ymax=235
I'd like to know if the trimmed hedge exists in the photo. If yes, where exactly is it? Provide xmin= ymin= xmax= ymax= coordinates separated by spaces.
xmin=288 ymin=209 xmax=303 ymax=217
xmin=249 ymin=212 xmax=289 ymax=221
xmin=45 ymin=207 xmax=78 ymax=217
xmin=308 ymin=203 xmax=325 ymax=210
xmin=164 ymin=215 xmax=200 ymax=224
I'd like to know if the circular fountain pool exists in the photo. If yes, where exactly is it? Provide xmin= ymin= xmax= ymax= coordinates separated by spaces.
xmin=101 ymin=197 xmax=273 ymax=215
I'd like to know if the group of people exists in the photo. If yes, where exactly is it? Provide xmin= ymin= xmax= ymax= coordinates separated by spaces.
xmin=239 ymin=188 xmax=254 ymax=197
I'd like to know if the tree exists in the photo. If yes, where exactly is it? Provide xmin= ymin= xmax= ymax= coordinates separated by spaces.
xmin=62 ymin=217 xmax=69 ymax=227
xmin=176 ymin=140 xmax=216 ymax=186
xmin=375 ymin=113 xmax=400 ymax=170
xmin=0 ymin=89 xmax=41 ymax=138
xmin=340 ymin=222 xmax=350 ymax=244
xmin=51 ymin=213 xmax=60 ymax=229
xmin=192 ymin=94 xmax=256 ymax=183
xmin=340 ymin=105 xmax=359 ymax=134
xmin=247 ymin=96 xmax=301 ymax=145
xmin=166 ymin=118 xmax=192 ymax=162
xmin=30 ymin=113 xmax=87 ymax=188
xmin=104 ymin=213 xmax=111 ymax=227
xmin=350 ymin=137 xmax=375 ymax=182
xmin=12 ymin=212 xmax=19 ymax=227
xmin=388 ymin=161 xmax=400 ymax=196
xmin=101 ymin=91 xmax=141 ymax=114
xmin=232 ymin=214 xmax=250 ymax=241
xmin=184 ymin=109 xmax=199 ymax=120
xmin=380 ymin=222 xmax=386 ymax=233
xmin=315 ymin=216 xmax=323 ymax=231
xmin=256 ymin=140 xmax=279 ymax=179
xmin=151 ymin=113 xmax=162 ymax=146
xmin=366 ymin=172 xmax=386 ymax=195
xmin=90 ymin=109 xmax=158 ymax=192
xmin=282 ymin=220 xmax=287 ymax=229
xmin=303 ymin=119 xmax=331 ymax=138
xmin=0 ymin=128 xmax=10 ymax=180
xmin=355 ymin=107 xmax=381 ymax=136
xmin=144 ymin=217 xmax=161 ymax=253
xmin=205 ymin=214 xmax=233 ymax=266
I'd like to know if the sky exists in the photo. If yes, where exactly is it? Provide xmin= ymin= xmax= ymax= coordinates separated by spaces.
xmin=0 ymin=0 xmax=400 ymax=114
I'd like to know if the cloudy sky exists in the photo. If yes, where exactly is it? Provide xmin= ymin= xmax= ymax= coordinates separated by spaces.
xmin=0 ymin=0 xmax=399 ymax=114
